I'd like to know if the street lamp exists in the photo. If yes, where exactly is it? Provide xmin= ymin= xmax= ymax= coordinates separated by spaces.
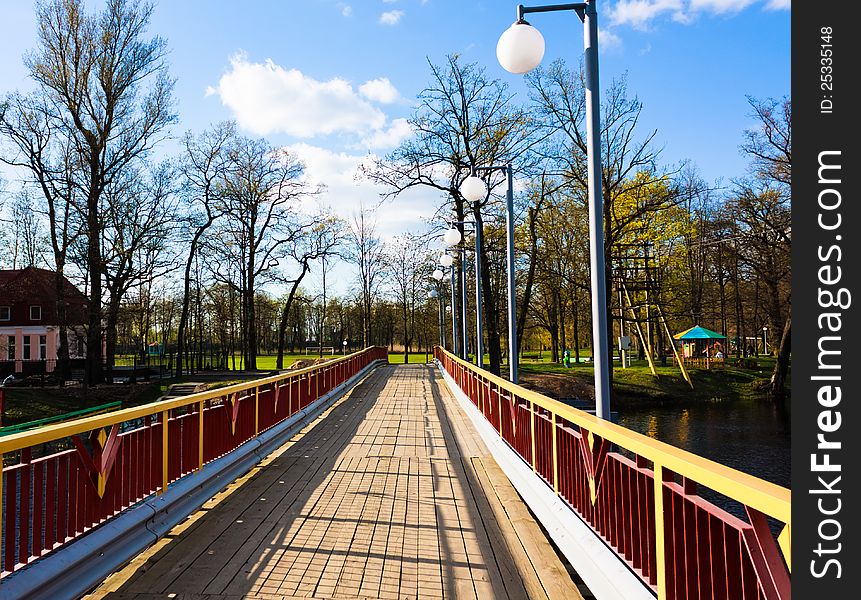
xmin=428 ymin=289 xmax=444 ymax=349
xmin=439 ymin=252 xmax=458 ymax=356
xmin=461 ymin=164 xmax=519 ymax=384
xmin=496 ymin=1 xmax=611 ymax=420
xmin=342 ymin=339 xmax=347 ymax=355
xmin=762 ymin=326 xmax=768 ymax=356
xmin=443 ymin=227 xmax=462 ymax=247
xmin=460 ymin=175 xmax=486 ymax=202
xmin=444 ymin=220 xmax=484 ymax=369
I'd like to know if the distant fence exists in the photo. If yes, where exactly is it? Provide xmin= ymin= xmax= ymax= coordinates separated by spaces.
xmin=0 ymin=358 xmax=170 ymax=385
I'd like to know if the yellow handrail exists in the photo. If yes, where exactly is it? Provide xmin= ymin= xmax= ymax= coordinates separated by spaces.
xmin=0 ymin=348 xmax=377 ymax=455
xmin=437 ymin=347 xmax=790 ymax=525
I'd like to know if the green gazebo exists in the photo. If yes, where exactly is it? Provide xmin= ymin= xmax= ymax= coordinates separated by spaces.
xmin=673 ymin=325 xmax=726 ymax=366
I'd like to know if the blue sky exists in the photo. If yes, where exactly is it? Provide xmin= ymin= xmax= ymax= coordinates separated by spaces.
xmin=1 ymin=0 xmax=790 ymax=292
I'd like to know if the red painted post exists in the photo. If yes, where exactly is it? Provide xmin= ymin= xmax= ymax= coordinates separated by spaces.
xmin=45 ymin=457 xmax=56 ymax=551
xmin=4 ymin=468 xmax=17 ymax=571
xmin=19 ymin=448 xmax=32 ymax=565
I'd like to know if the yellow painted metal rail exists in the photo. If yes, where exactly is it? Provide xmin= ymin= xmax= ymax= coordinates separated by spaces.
xmin=436 ymin=347 xmax=791 ymax=600
xmin=0 ymin=347 xmax=387 ymax=577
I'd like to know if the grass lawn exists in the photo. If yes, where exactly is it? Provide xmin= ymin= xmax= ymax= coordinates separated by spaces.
xmin=517 ymin=353 xmax=786 ymax=406
xmin=0 ymin=349 xmax=424 ymax=430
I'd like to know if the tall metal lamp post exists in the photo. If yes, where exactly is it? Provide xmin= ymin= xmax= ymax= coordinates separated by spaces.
xmin=496 ymin=0 xmax=610 ymax=419
xmin=439 ymin=252 xmax=458 ymax=356
xmin=443 ymin=227 xmax=468 ymax=360
xmin=460 ymin=165 xmax=519 ymax=384
xmin=428 ymin=286 xmax=444 ymax=349
xmin=443 ymin=223 xmax=483 ymax=368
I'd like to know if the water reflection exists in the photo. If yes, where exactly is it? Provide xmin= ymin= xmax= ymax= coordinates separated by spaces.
xmin=617 ymin=399 xmax=791 ymax=488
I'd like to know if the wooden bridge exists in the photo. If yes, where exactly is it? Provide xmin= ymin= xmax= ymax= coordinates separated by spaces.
xmin=0 ymin=347 xmax=791 ymax=599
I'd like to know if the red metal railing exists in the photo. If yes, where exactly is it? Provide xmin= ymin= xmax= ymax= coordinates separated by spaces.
xmin=436 ymin=347 xmax=791 ymax=600
xmin=0 ymin=347 xmax=387 ymax=577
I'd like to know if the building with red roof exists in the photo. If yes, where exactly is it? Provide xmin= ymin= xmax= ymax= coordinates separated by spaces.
xmin=0 ymin=266 xmax=90 ymax=375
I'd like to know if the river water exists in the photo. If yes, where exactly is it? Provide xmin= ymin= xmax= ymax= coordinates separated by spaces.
xmin=616 ymin=398 xmax=791 ymax=489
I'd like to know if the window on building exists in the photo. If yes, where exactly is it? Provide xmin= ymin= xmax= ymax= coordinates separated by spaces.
xmin=23 ymin=336 xmax=31 ymax=360
xmin=0 ymin=306 xmax=9 ymax=321
xmin=40 ymin=335 xmax=47 ymax=360
xmin=7 ymin=336 xmax=14 ymax=360
xmin=30 ymin=305 xmax=42 ymax=321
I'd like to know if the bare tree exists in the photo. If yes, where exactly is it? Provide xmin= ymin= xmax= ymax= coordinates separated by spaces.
xmin=275 ymin=213 xmax=342 ymax=368
xmin=215 ymin=137 xmax=315 ymax=370
xmin=364 ymin=55 xmax=541 ymax=374
xmin=23 ymin=0 xmax=175 ymax=384
xmin=97 ymin=163 xmax=179 ymax=376
xmin=527 ymin=62 xmax=689 ymax=378
xmin=2 ymin=191 xmax=48 ymax=268
xmin=174 ymin=122 xmax=234 ymax=375
xmin=387 ymin=233 xmax=429 ymax=363
xmin=738 ymin=96 xmax=791 ymax=400
xmin=346 ymin=208 xmax=386 ymax=348
xmin=0 ymin=93 xmax=82 ymax=381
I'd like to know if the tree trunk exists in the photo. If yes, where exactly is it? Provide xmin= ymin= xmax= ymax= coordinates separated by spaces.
xmin=53 ymin=268 xmax=71 ymax=383
xmin=517 ymin=205 xmax=540 ymax=354
xmin=769 ymin=313 xmax=791 ymax=401
xmin=176 ymin=225 xmax=209 ymax=377
xmin=474 ymin=210 xmax=501 ymax=376
xmin=85 ymin=188 xmax=103 ymax=386
xmin=276 ymin=264 xmax=309 ymax=369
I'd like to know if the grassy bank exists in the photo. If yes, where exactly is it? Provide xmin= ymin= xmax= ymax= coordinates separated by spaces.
xmin=516 ymin=354 xmax=787 ymax=407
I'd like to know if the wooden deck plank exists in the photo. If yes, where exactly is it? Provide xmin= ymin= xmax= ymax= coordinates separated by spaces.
xmin=87 ymin=364 xmax=583 ymax=600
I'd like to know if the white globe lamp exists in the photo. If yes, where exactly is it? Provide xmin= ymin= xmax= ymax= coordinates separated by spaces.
xmin=443 ymin=228 xmax=462 ymax=247
xmin=439 ymin=253 xmax=454 ymax=268
xmin=497 ymin=20 xmax=545 ymax=74
xmin=428 ymin=289 xmax=438 ymax=299
xmin=432 ymin=269 xmax=444 ymax=281
xmin=460 ymin=175 xmax=487 ymax=203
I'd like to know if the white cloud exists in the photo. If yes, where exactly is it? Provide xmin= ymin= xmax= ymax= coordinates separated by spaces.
xmin=211 ymin=54 xmax=387 ymax=138
xmin=285 ymin=143 xmax=441 ymax=242
xmin=359 ymin=118 xmax=412 ymax=150
xmin=608 ymin=0 xmax=684 ymax=30
xmin=338 ymin=3 xmax=353 ymax=17
xmin=608 ymin=0 xmax=773 ymax=29
xmin=379 ymin=10 xmax=404 ymax=25
xmin=600 ymin=28 xmax=624 ymax=51
xmin=689 ymin=0 xmax=757 ymax=13
xmin=358 ymin=77 xmax=400 ymax=104
xmin=204 ymin=85 xmax=216 ymax=97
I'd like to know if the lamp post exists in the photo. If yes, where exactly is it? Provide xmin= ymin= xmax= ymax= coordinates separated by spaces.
xmin=443 ymin=226 xmax=470 ymax=361
xmin=496 ymin=0 xmax=611 ymax=420
xmin=440 ymin=252 xmax=458 ymax=356
xmin=461 ymin=165 xmax=519 ymax=384
xmin=762 ymin=326 xmax=768 ymax=356
xmin=431 ymin=270 xmax=447 ymax=349
xmin=342 ymin=339 xmax=347 ymax=355
xmin=444 ymin=222 xmax=483 ymax=368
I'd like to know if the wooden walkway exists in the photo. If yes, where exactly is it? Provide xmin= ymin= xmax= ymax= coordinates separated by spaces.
xmin=88 ymin=364 xmax=585 ymax=600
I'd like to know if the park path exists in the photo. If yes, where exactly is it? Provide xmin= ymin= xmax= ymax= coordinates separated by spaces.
xmin=87 ymin=364 xmax=584 ymax=600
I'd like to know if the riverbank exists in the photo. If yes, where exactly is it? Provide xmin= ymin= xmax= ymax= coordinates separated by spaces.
xmin=517 ymin=356 xmax=789 ymax=409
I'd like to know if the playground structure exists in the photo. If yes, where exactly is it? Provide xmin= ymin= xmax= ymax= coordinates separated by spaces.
xmin=673 ymin=325 xmax=727 ymax=369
